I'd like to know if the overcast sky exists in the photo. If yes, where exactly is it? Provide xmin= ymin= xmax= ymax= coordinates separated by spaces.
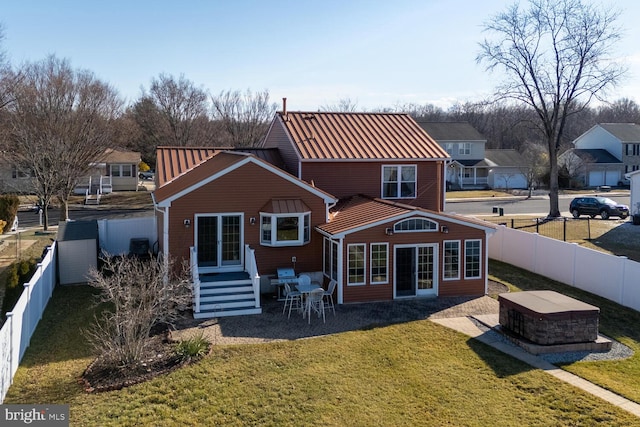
xmin=3 ymin=0 xmax=639 ymax=111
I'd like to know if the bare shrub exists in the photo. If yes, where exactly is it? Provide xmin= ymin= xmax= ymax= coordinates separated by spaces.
xmin=84 ymin=254 xmax=191 ymax=367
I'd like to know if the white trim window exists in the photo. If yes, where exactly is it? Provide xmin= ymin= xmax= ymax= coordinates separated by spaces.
xmin=459 ymin=143 xmax=471 ymax=155
xmin=110 ymin=164 xmax=133 ymax=177
xmin=260 ymin=213 xmax=311 ymax=247
xmin=370 ymin=243 xmax=388 ymax=284
xmin=393 ymin=217 xmax=437 ymax=232
xmin=443 ymin=240 xmax=460 ymax=280
xmin=382 ymin=165 xmax=416 ymax=199
xmin=347 ymin=244 xmax=366 ymax=286
xmin=464 ymin=239 xmax=482 ymax=279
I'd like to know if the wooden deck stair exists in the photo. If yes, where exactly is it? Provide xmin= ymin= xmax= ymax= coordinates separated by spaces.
xmin=194 ymin=272 xmax=262 ymax=319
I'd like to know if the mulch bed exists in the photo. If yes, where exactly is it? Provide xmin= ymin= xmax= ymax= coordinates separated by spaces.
xmin=80 ymin=333 xmax=204 ymax=393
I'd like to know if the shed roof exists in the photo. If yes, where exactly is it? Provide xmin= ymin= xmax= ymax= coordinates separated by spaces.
xmin=599 ymin=123 xmax=640 ymax=142
xmin=276 ymin=111 xmax=449 ymax=160
xmin=416 ymin=121 xmax=486 ymax=142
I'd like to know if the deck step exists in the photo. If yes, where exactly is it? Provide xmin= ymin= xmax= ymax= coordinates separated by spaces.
xmin=200 ymin=284 xmax=254 ymax=296
xmin=195 ymin=275 xmax=260 ymax=318
xmin=193 ymin=306 xmax=262 ymax=319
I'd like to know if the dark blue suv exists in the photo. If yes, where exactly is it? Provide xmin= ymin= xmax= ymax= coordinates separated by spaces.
xmin=570 ymin=197 xmax=629 ymax=220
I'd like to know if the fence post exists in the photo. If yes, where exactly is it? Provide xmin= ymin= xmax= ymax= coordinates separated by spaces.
xmin=536 ymin=218 xmax=539 ymax=234
xmin=563 ymin=218 xmax=567 ymax=242
xmin=587 ymin=218 xmax=591 ymax=240
xmin=6 ymin=312 xmax=13 ymax=387
xmin=619 ymin=256 xmax=628 ymax=305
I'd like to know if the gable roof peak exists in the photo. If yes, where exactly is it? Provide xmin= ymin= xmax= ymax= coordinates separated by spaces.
xmin=274 ymin=111 xmax=449 ymax=160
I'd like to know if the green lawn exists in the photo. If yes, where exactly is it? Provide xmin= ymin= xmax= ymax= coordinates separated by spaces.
xmin=5 ymin=263 xmax=640 ymax=426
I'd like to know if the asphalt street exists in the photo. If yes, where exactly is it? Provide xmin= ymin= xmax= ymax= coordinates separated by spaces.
xmin=16 ymin=206 xmax=154 ymax=229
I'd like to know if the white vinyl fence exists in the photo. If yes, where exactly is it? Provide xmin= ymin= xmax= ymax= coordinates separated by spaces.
xmin=97 ymin=216 xmax=157 ymax=256
xmin=0 ymin=242 xmax=57 ymax=404
xmin=489 ymin=225 xmax=640 ymax=311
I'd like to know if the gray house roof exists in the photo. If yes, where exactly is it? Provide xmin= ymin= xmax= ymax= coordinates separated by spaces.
xmin=484 ymin=149 xmax=527 ymax=167
xmin=568 ymin=148 xmax=621 ymax=164
xmin=599 ymin=123 xmax=640 ymax=142
xmin=416 ymin=122 xmax=485 ymax=141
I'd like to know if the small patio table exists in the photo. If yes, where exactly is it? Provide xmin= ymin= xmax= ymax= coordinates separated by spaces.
xmin=296 ymin=283 xmax=322 ymax=318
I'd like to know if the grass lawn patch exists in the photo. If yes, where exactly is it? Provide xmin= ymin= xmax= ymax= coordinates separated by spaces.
xmin=5 ymin=281 xmax=640 ymax=425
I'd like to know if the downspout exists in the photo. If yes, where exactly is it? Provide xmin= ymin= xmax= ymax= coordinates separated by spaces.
xmin=337 ymin=237 xmax=344 ymax=305
xmin=443 ymin=160 xmax=451 ymax=212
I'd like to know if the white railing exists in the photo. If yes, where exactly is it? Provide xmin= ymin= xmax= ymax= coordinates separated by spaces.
xmin=190 ymin=246 xmax=200 ymax=314
xmin=244 ymin=245 xmax=261 ymax=308
xmin=488 ymin=225 xmax=640 ymax=311
xmin=462 ymin=177 xmax=488 ymax=185
xmin=0 ymin=242 xmax=57 ymax=404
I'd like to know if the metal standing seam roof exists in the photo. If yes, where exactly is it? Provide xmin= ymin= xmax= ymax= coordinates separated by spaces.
xmin=260 ymin=199 xmax=310 ymax=214
xmin=316 ymin=195 xmax=497 ymax=236
xmin=155 ymin=146 xmax=285 ymax=187
xmin=279 ymin=112 xmax=450 ymax=160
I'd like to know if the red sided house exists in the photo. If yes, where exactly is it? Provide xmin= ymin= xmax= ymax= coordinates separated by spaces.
xmin=153 ymin=111 xmax=496 ymax=318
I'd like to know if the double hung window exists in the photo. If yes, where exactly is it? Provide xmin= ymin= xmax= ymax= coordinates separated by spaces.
xmin=382 ymin=165 xmax=416 ymax=199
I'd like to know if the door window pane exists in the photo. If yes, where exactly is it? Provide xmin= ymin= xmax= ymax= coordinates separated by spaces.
xmin=197 ymin=216 xmax=218 ymax=267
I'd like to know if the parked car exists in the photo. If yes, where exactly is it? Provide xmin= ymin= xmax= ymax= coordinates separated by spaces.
xmin=569 ymin=196 xmax=629 ymax=220
xmin=139 ymin=171 xmax=154 ymax=180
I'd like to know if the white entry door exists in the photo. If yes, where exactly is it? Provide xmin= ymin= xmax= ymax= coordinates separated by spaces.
xmin=395 ymin=244 xmax=438 ymax=298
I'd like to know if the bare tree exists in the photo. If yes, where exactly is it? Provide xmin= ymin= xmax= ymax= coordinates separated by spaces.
xmin=477 ymin=0 xmax=625 ymax=217
xmin=596 ymin=98 xmax=640 ymax=123
xmin=0 ymin=23 xmax=18 ymax=111
xmin=142 ymin=73 xmax=211 ymax=146
xmin=320 ymin=97 xmax=360 ymax=112
xmin=5 ymin=55 xmax=121 ymax=228
xmin=85 ymin=255 xmax=191 ymax=367
xmin=211 ymin=89 xmax=276 ymax=147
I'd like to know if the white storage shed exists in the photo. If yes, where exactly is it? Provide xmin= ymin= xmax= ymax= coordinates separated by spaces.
xmin=57 ymin=220 xmax=98 ymax=285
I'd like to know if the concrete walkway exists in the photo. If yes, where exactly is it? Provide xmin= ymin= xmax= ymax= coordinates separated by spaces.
xmin=431 ymin=315 xmax=640 ymax=418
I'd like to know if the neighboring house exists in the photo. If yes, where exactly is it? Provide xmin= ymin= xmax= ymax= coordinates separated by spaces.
xmin=572 ymin=123 xmax=640 ymax=186
xmin=484 ymin=149 xmax=528 ymax=190
xmin=154 ymin=111 xmax=497 ymax=319
xmin=558 ymin=148 xmax=622 ymax=188
xmin=74 ymin=148 xmax=142 ymax=197
xmin=416 ymin=121 xmax=527 ymax=190
xmin=0 ymin=158 xmax=37 ymax=194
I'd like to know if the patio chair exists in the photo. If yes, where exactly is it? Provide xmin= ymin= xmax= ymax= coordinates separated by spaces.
xmin=283 ymin=282 xmax=302 ymax=319
xmin=297 ymin=274 xmax=311 ymax=287
xmin=323 ymin=280 xmax=337 ymax=315
xmin=305 ymin=287 xmax=325 ymax=324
